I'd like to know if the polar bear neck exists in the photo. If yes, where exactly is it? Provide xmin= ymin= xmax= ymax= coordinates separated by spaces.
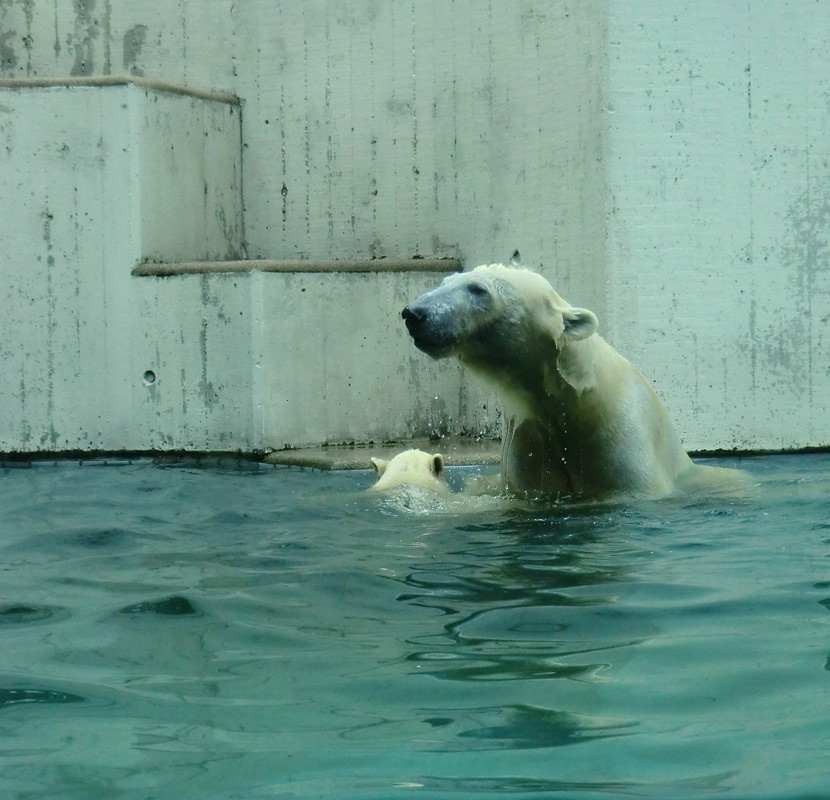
xmin=459 ymin=333 xmax=607 ymax=428
xmin=474 ymin=333 xmax=638 ymax=437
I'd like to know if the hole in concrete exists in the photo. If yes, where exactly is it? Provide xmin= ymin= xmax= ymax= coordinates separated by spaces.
xmin=142 ymin=370 xmax=156 ymax=386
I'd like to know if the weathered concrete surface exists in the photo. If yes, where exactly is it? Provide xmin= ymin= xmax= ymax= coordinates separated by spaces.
xmin=0 ymin=80 xmax=486 ymax=454
xmin=0 ymin=1 xmax=609 ymax=311
xmin=604 ymin=2 xmax=830 ymax=450
xmin=0 ymin=82 xmax=244 ymax=452
xmin=250 ymin=270 xmax=498 ymax=450
xmin=132 ymin=268 xmax=498 ymax=452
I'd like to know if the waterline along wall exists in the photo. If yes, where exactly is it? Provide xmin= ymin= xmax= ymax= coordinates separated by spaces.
xmin=1 ymin=3 xmax=828 ymax=455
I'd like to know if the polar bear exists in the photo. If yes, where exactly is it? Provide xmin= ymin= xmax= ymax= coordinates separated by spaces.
xmin=369 ymin=449 xmax=449 ymax=494
xmin=401 ymin=262 xmax=747 ymax=499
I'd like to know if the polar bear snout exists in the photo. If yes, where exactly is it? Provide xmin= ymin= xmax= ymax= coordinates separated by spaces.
xmin=403 ymin=275 xmax=498 ymax=358
xmin=401 ymin=301 xmax=455 ymax=358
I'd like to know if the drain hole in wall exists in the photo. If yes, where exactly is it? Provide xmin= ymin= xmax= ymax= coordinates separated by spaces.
xmin=142 ymin=370 xmax=156 ymax=386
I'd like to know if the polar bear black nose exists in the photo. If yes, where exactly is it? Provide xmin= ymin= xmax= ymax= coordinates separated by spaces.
xmin=401 ymin=305 xmax=424 ymax=327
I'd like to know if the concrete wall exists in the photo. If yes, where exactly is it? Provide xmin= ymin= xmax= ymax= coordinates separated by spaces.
xmin=1 ymin=1 xmax=828 ymax=454
xmin=133 ymin=267 xmax=482 ymax=452
xmin=0 ymin=1 xmax=608 ymax=307
xmin=0 ymin=81 xmax=473 ymax=453
xmin=0 ymin=82 xmax=246 ymax=451
xmin=604 ymin=2 xmax=830 ymax=451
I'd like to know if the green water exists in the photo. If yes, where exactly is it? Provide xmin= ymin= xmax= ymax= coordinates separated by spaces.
xmin=1 ymin=454 xmax=829 ymax=799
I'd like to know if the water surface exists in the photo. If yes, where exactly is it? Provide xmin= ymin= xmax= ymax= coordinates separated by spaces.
xmin=1 ymin=454 xmax=829 ymax=799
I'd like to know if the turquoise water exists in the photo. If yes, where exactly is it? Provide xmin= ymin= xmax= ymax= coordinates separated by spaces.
xmin=1 ymin=454 xmax=829 ymax=799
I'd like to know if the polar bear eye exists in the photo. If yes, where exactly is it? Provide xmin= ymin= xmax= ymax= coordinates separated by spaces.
xmin=466 ymin=281 xmax=489 ymax=299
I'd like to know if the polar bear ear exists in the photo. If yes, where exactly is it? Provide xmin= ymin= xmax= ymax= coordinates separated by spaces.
xmin=561 ymin=307 xmax=598 ymax=342
xmin=431 ymin=454 xmax=445 ymax=475
xmin=371 ymin=457 xmax=388 ymax=476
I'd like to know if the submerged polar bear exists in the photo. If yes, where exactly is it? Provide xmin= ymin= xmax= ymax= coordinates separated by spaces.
xmin=402 ymin=262 xmax=746 ymax=499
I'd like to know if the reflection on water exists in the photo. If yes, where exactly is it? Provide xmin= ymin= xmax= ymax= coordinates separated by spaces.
xmin=446 ymin=703 xmax=634 ymax=750
xmin=418 ymin=770 xmax=740 ymax=798
xmin=0 ymin=455 xmax=829 ymax=799
xmin=0 ymin=688 xmax=85 ymax=708
xmin=398 ymin=503 xmax=650 ymax=693
xmin=119 ymin=596 xmax=200 ymax=616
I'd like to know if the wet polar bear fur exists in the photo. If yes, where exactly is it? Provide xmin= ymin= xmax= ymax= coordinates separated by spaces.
xmin=369 ymin=449 xmax=449 ymax=494
xmin=402 ymin=262 xmax=747 ymax=499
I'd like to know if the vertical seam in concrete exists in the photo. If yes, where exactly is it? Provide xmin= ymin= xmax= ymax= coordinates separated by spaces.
xmin=250 ymin=270 xmax=266 ymax=450
xmin=598 ymin=0 xmax=612 ymax=337
xmin=236 ymin=89 xmax=248 ymax=258
xmin=125 ymin=84 xmax=144 ymax=439
xmin=126 ymin=84 xmax=142 ymax=264
xmin=410 ymin=0 xmax=419 ymax=252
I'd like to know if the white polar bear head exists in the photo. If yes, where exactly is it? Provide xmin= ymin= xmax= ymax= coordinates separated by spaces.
xmin=401 ymin=263 xmax=599 ymax=394
xmin=369 ymin=449 xmax=449 ymax=493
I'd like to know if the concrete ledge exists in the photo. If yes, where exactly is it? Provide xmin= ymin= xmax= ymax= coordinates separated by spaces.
xmin=264 ymin=437 xmax=502 ymax=470
xmin=132 ymin=258 xmax=462 ymax=276
xmin=0 ymin=75 xmax=239 ymax=105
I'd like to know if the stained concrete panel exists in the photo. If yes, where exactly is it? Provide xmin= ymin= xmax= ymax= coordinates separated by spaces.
xmin=0 ymin=81 xmax=243 ymax=452
xmin=605 ymin=1 xmax=830 ymax=450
